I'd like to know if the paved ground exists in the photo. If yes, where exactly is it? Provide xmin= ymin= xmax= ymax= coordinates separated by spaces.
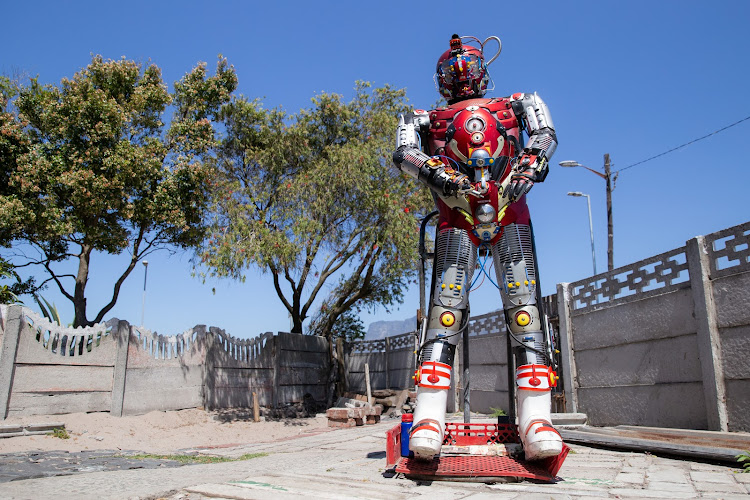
xmin=0 ymin=418 xmax=748 ymax=499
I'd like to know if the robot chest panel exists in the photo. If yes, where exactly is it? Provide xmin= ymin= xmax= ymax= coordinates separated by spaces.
xmin=426 ymin=98 xmax=520 ymax=154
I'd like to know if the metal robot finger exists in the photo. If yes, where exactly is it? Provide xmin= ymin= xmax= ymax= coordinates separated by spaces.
xmin=392 ymin=33 xmax=562 ymax=461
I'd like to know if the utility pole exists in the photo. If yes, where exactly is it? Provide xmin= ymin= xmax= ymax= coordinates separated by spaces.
xmin=560 ymin=155 xmax=616 ymax=272
xmin=604 ymin=154 xmax=614 ymax=271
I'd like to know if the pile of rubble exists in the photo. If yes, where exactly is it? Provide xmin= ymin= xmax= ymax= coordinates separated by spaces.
xmin=325 ymin=389 xmax=415 ymax=428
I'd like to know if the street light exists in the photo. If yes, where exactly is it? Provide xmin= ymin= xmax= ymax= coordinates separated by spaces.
xmin=567 ymin=192 xmax=597 ymax=275
xmin=141 ymin=260 xmax=149 ymax=328
xmin=560 ymin=154 xmax=616 ymax=271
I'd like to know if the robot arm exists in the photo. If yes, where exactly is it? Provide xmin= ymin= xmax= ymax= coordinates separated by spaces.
xmin=507 ymin=93 xmax=558 ymax=198
xmin=392 ymin=111 xmax=472 ymax=197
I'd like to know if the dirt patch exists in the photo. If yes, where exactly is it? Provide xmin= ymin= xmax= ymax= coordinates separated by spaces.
xmin=0 ymin=408 xmax=331 ymax=454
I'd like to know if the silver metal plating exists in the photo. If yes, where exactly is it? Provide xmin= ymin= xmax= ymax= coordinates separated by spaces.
xmin=433 ymin=228 xmax=477 ymax=309
xmin=492 ymin=223 xmax=536 ymax=306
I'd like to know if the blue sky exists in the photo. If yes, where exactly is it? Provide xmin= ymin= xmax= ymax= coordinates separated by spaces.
xmin=4 ymin=1 xmax=750 ymax=338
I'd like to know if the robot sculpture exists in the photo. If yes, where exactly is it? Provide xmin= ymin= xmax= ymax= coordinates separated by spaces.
xmin=392 ymin=34 xmax=562 ymax=461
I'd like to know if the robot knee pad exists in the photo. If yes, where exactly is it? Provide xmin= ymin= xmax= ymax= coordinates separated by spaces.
xmin=507 ymin=303 xmax=547 ymax=366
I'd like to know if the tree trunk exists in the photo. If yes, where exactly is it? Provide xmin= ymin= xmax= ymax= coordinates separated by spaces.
xmin=73 ymin=244 xmax=92 ymax=327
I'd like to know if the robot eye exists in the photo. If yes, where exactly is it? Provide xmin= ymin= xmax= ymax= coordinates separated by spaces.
xmin=466 ymin=117 xmax=485 ymax=132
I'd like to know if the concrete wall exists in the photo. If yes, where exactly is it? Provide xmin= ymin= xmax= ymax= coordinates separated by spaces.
xmin=0 ymin=308 xmax=330 ymax=418
xmin=0 ymin=309 xmax=121 ymax=418
xmin=557 ymin=220 xmax=750 ymax=432
xmin=460 ymin=311 xmax=511 ymax=414
xmin=345 ymin=333 xmax=416 ymax=393
xmin=122 ymin=325 xmax=209 ymax=415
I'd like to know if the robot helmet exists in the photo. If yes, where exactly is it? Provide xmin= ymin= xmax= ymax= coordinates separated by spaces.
xmin=435 ymin=34 xmax=502 ymax=103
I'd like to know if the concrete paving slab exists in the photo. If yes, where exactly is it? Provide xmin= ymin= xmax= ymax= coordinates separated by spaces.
xmin=645 ymin=481 xmax=696 ymax=493
xmin=690 ymin=469 xmax=742 ymax=483
xmin=609 ymin=487 xmax=699 ymax=498
xmin=616 ymin=471 xmax=646 ymax=483
xmin=694 ymin=480 xmax=747 ymax=494
xmin=0 ymin=419 xmax=746 ymax=499
xmin=645 ymin=468 xmax=690 ymax=483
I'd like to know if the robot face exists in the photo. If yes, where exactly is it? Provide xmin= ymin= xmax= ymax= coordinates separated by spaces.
xmin=435 ymin=48 xmax=488 ymax=101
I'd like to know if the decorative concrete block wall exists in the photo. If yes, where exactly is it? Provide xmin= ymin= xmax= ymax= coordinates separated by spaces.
xmin=0 ymin=308 xmax=122 ymax=418
xmin=345 ymin=333 xmax=416 ymax=393
xmin=460 ymin=310 xmax=510 ymax=414
xmin=121 ymin=325 xmax=209 ymax=415
xmin=557 ymin=220 xmax=750 ymax=432
xmin=0 ymin=308 xmax=330 ymax=418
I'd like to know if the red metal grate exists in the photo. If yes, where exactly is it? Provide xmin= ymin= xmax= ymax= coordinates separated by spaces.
xmin=387 ymin=422 xmax=569 ymax=482
xmin=443 ymin=422 xmax=519 ymax=445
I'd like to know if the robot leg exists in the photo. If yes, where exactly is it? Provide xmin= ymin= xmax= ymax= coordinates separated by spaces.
xmin=411 ymin=227 xmax=476 ymax=460
xmin=492 ymin=223 xmax=562 ymax=460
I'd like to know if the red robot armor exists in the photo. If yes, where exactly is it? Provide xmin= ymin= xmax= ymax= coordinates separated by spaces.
xmin=444 ymin=106 xmax=508 ymax=178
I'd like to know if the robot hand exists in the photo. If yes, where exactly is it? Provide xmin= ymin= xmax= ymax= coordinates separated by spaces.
xmin=441 ymin=166 xmax=473 ymax=197
xmin=507 ymin=155 xmax=542 ymax=199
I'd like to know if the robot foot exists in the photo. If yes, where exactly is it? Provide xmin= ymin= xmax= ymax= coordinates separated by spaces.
xmin=409 ymin=420 xmax=443 ymax=460
xmin=521 ymin=419 xmax=563 ymax=461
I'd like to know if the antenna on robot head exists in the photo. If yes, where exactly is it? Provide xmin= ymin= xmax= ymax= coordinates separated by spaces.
xmin=450 ymin=34 xmax=463 ymax=54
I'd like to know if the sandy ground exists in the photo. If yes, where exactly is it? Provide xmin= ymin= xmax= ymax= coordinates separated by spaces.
xmin=0 ymin=409 xmax=332 ymax=454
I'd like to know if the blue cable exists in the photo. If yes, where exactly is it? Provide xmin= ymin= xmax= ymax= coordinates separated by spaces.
xmin=471 ymin=243 xmax=502 ymax=290
xmin=433 ymin=154 xmax=462 ymax=170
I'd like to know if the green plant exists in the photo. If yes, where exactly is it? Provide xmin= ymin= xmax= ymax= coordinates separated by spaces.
xmin=48 ymin=428 xmax=69 ymax=439
xmin=737 ymin=451 xmax=750 ymax=472
xmin=35 ymin=295 xmax=62 ymax=325
xmin=489 ymin=407 xmax=507 ymax=418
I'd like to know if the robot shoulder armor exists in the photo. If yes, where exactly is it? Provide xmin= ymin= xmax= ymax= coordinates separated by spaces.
xmin=406 ymin=109 xmax=430 ymax=131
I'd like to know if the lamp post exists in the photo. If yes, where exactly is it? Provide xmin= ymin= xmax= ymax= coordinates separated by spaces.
xmin=141 ymin=260 xmax=149 ymax=328
xmin=567 ymin=192 xmax=597 ymax=275
xmin=559 ymin=154 xmax=615 ymax=271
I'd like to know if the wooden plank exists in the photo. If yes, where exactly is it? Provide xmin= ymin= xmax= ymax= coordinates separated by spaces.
xmin=12 ymin=364 xmax=114 ymax=393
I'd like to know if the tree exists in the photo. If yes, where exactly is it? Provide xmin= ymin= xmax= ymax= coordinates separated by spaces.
xmin=200 ymin=82 xmax=431 ymax=339
xmin=0 ymin=55 xmax=237 ymax=326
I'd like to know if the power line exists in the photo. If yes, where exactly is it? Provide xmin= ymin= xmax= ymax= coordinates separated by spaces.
xmin=616 ymin=114 xmax=750 ymax=173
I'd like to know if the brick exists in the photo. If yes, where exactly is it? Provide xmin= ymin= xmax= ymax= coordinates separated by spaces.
xmin=365 ymin=405 xmax=382 ymax=416
xmin=326 ymin=407 xmax=365 ymax=419
xmin=365 ymin=415 xmax=380 ymax=425
xmin=327 ymin=418 xmax=356 ymax=428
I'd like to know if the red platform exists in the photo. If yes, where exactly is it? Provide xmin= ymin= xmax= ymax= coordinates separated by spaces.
xmin=386 ymin=422 xmax=568 ymax=482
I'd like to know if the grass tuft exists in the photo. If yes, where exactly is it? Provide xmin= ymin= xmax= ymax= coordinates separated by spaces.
xmin=125 ymin=452 xmax=267 ymax=464
xmin=48 ymin=428 xmax=70 ymax=439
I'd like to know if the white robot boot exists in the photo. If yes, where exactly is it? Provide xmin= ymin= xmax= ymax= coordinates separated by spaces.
xmin=410 ymin=356 xmax=452 ymax=458
xmin=516 ymin=363 xmax=562 ymax=460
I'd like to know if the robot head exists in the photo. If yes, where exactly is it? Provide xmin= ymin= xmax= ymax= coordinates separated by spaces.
xmin=445 ymin=106 xmax=507 ymax=183
xmin=435 ymin=34 xmax=502 ymax=103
